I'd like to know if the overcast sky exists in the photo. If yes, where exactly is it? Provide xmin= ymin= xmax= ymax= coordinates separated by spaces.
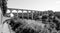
xmin=7 ymin=0 xmax=60 ymax=11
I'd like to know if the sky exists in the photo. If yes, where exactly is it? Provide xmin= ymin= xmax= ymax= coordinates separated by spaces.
xmin=7 ymin=0 xmax=60 ymax=11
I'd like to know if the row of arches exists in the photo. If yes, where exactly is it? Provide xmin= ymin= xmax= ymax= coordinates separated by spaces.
xmin=5 ymin=8 xmax=44 ymax=20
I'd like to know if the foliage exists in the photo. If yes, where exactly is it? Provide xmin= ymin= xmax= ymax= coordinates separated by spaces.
xmin=2 ymin=0 xmax=7 ymax=16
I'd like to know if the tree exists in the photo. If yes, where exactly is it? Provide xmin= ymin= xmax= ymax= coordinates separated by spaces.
xmin=1 ymin=0 xmax=7 ymax=16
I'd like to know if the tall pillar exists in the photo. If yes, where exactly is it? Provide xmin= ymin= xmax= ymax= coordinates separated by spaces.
xmin=22 ymin=10 xmax=23 ymax=19
xmin=16 ymin=10 xmax=18 ymax=18
xmin=9 ymin=10 xmax=14 ymax=18
xmin=27 ymin=11 xmax=29 ymax=19
xmin=31 ymin=11 xmax=33 ymax=20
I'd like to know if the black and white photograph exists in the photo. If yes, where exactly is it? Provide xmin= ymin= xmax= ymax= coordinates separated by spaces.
xmin=0 ymin=0 xmax=60 ymax=33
